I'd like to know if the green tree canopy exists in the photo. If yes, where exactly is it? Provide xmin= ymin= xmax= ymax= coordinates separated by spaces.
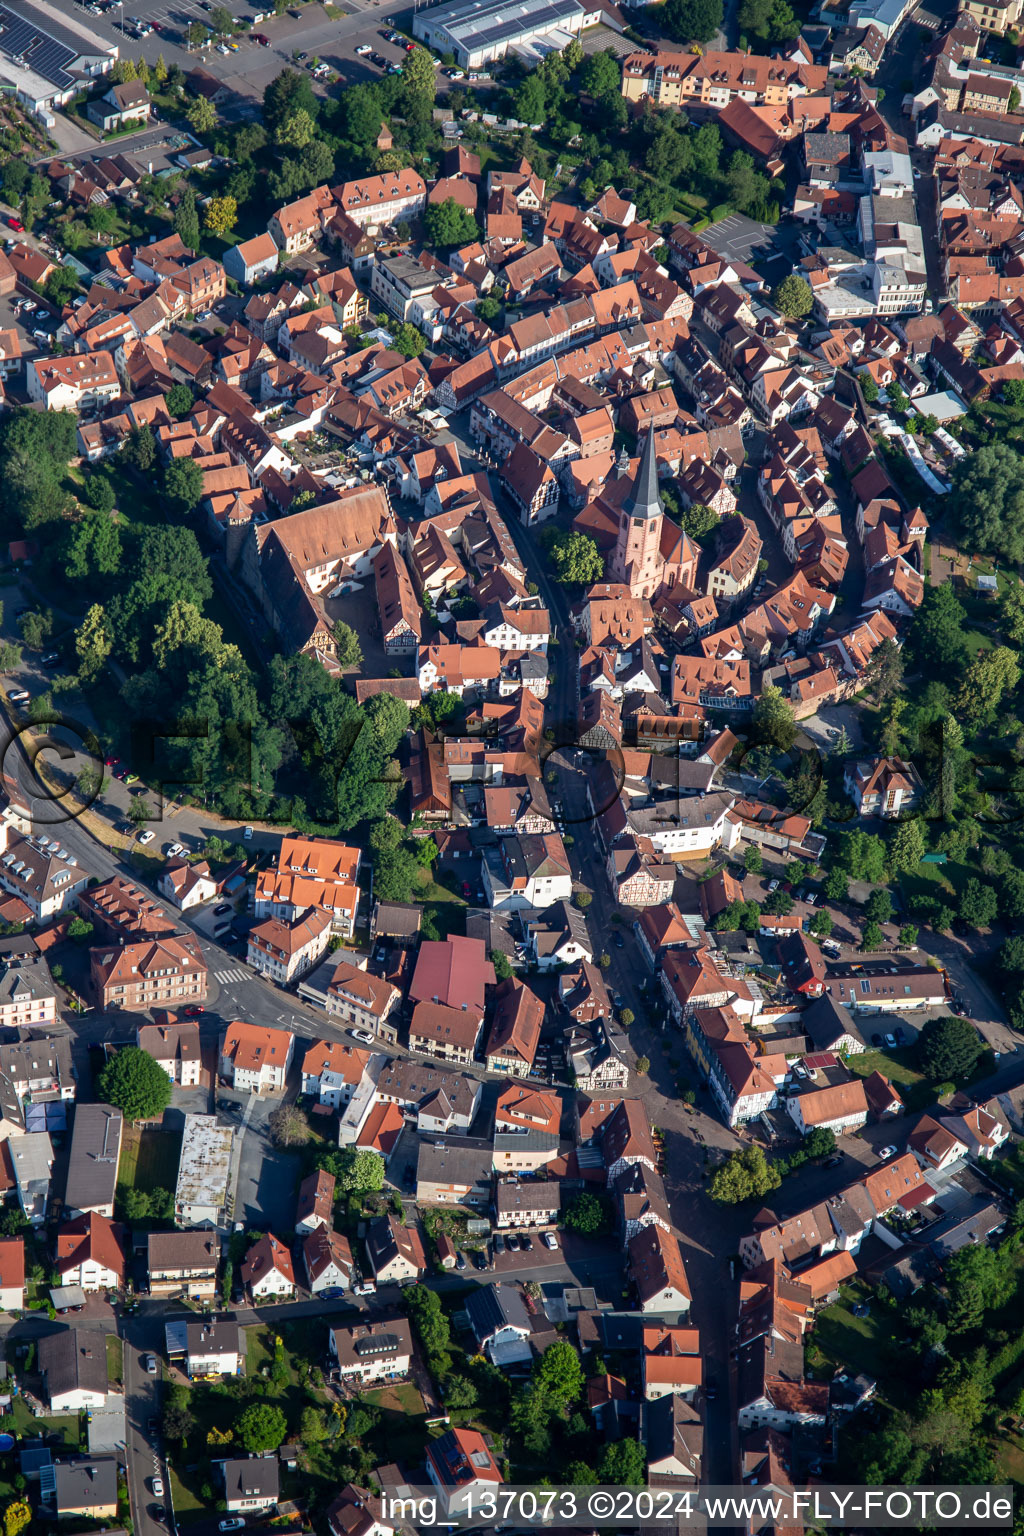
xmin=546 ymin=529 xmax=604 ymax=584
xmin=97 ymin=1046 xmax=172 ymax=1121
xmin=950 ymin=443 xmax=1024 ymax=564
xmin=663 ymin=0 xmax=724 ymax=42
xmin=918 ymin=1015 xmax=983 ymax=1084
xmin=771 ymin=273 xmax=813 ymax=318
xmin=709 ymin=1146 xmax=780 ymax=1204
xmin=237 ymin=1402 xmax=288 ymax=1454
xmin=564 ymin=1192 xmax=609 ymax=1234
xmin=424 ymin=197 xmax=479 ymax=248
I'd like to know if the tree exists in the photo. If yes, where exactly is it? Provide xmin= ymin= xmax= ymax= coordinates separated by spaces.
xmin=824 ymin=867 xmax=848 ymax=903
xmin=663 ymin=0 xmax=724 ymax=43
xmin=82 ymin=473 xmax=115 ymax=515
xmin=391 ymin=323 xmax=426 ymax=359
xmin=333 ymin=1147 xmax=385 ymax=1194
xmin=751 ymin=683 xmax=797 ymax=753
xmin=67 ymin=916 xmax=93 ymax=944
xmin=910 ymin=582 xmax=968 ymax=673
xmin=43 ymin=266 xmax=79 ymax=307
xmin=333 ymin=621 xmax=363 ymax=669
xmin=955 ymin=647 xmax=1021 ymax=729
xmin=164 ymin=456 xmax=204 ymax=515
xmin=4 ymin=1502 xmax=30 ymax=1536
xmin=535 ymin=1341 xmax=584 ymax=1408
xmin=804 ymin=1127 xmax=837 ymax=1159
xmin=951 ymin=443 xmax=1024 ymax=565
xmin=899 ymin=924 xmax=919 ymax=945
xmin=124 ymin=423 xmax=157 ymax=473
xmin=763 ymin=889 xmax=794 ymax=916
xmin=710 ymin=1147 xmax=781 ymax=1204
xmin=186 ymin=94 xmax=216 ymax=135
xmin=837 ymin=828 xmax=888 ymax=884
xmin=75 ymin=604 xmax=112 ymax=682
xmin=492 ymin=950 xmax=513 ymax=979
xmin=237 ymin=1403 xmax=287 ymax=1454
xmin=574 ymin=890 xmax=592 ymax=910
xmin=165 ymin=383 xmax=194 ymax=420
xmin=424 ymin=197 xmax=479 ymax=248
xmin=300 ymin=1406 xmax=328 ymax=1444
xmin=959 ymin=877 xmax=998 ymax=930
xmin=514 ymin=72 xmax=547 ymax=126
xmin=621 ymin=1008 xmax=635 ymax=1028
xmin=861 ymin=921 xmax=884 ymax=951
xmin=401 ymin=45 xmax=438 ymax=99
xmin=865 ymin=888 xmax=893 ymax=925
xmin=597 ymin=1438 xmax=646 ymax=1486
xmin=204 ymin=195 xmax=238 ymax=237
xmin=564 ymin=1192 xmax=608 ymax=1235
xmin=918 ymin=1015 xmax=983 ymax=1083
xmin=865 ymin=637 xmax=904 ymax=703
xmin=679 ymin=502 xmax=721 ymax=541
xmin=269 ymin=1103 xmax=310 ymax=1147
xmin=173 ymin=184 xmax=200 ymax=252
xmin=275 ymin=107 xmax=316 ymax=148
xmin=743 ymin=844 xmax=763 ymax=874
xmin=546 ymin=529 xmax=604 ymax=584
xmin=17 ymin=609 xmax=52 ymax=651
xmin=809 ymin=909 xmax=833 ymax=937
xmin=889 ymin=819 xmax=925 ymax=875
xmin=97 ymin=1046 xmax=173 ymax=1121
xmin=0 ymin=643 xmax=21 ymax=675
xmin=771 ymin=273 xmax=813 ymax=319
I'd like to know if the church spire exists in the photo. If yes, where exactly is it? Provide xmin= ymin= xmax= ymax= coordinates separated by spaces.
xmin=622 ymin=430 xmax=662 ymax=521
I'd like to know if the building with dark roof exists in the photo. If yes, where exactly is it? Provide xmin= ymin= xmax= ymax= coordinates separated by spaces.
xmin=38 ymin=1327 xmax=108 ymax=1411
xmin=63 ymin=1103 xmax=122 ymax=1219
xmin=223 ymin=1456 xmax=280 ymax=1513
xmin=465 ymin=1282 xmax=532 ymax=1364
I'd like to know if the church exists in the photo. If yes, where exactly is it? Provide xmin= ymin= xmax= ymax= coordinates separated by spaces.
xmin=607 ymin=430 xmax=699 ymax=601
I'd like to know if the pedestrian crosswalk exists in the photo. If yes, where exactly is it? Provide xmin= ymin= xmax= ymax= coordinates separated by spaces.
xmin=214 ymin=967 xmax=250 ymax=986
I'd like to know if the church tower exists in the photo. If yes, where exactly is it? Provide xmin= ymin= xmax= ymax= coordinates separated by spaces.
xmin=610 ymin=431 xmax=665 ymax=599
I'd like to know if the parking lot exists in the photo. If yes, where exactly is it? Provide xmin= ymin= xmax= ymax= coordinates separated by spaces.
xmin=66 ymin=0 xmax=477 ymax=105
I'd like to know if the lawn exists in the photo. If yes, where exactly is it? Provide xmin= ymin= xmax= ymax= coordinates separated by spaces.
xmin=106 ymin=1335 xmax=123 ymax=1388
xmin=361 ymin=1382 xmax=430 ymax=1462
xmin=847 ymin=1048 xmax=935 ymax=1111
xmin=118 ymin=1125 xmax=182 ymax=1191
xmin=811 ymin=1284 xmax=897 ymax=1390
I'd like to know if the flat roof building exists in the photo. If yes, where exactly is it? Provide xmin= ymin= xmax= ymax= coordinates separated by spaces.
xmin=0 ymin=0 xmax=118 ymax=118
xmin=174 ymin=1114 xmax=234 ymax=1227
xmin=413 ymin=0 xmax=591 ymax=69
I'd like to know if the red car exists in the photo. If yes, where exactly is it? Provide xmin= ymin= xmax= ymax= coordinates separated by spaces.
xmin=6 ymin=216 xmax=23 ymax=233
xmin=104 ymin=755 xmax=119 ymax=767
xmin=404 ymin=40 xmax=415 ymax=49
xmin=183 ymin=1005 xmax=205 ymax=1017
xmin=253 ymin=31 xmax=270 ymax=43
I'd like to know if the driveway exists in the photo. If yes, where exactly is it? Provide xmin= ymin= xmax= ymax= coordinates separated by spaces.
xmin=233 ymin=1093 xmax=302 ymax=1234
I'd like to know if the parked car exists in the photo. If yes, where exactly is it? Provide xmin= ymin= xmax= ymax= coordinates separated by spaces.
xmin=455 ymin=1251 xmax=467 ymax=1271
xmin=219 ymin=1523 xmax=246 ymax=1533
xmin=7 ymin=689 xmax=28 ymax=704
xmin=214 ymin=903 xmax=231 ymax=915
xmin=767 ymin=879 xmax=779 ymax=893
xmin=39 ymin=651 xmax=59 ymax=666
xmin=614 ymin=932 xmax=625 ymax=947
xmin=137 ymin=829 xmax=155 ymax=846
xmin=349 ymin=1029 xmax=375 ymax=1045
xmin=878 ymin=1145 xmax=897 ymax=1161
xmin=152 ymin=1478 xmax=164 ymax=1497
xmin=473 ymin=1250 xmax=488 ymax=1270
xmin=884 ymin=1032 xmax=898 ymax=1048
xmin=505 ymin=1233 xmax=519 ymax=1251
xmin=243 ymin=825 xmax=254 ymax=840
xmin=184 ymin=1005 xmax=204 ymax=1017
xmin=493 ymin=1233 xmax=505 ymax=1254
xmin=542 ymin=1231 xmax=558 ymax=1250
xmin=6 ymin=216 xmax=23 ymax=232
xmin=143 ymin=1353 xmax=157 ymax=1374
xmin=823 ymin=1155 xmax=843 ymax=1169
xmin=520 ymin=1233 xmax=533 ymax=1251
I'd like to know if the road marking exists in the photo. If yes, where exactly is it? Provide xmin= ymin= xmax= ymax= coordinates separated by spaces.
xmin=214 ymin=966 xmax=250 ymax=984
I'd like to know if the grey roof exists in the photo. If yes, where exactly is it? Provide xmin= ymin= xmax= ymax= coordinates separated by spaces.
xmin=466 ymin=1281 xmax=531 ymax=1345
xmin=802 ymin=994 xmax=865 ymax=1052
xmin=494 ymin=1179 xmax=563 ymax=1215
xmin=645 ymin=1392 xmax=704 ymax=1471
xmin=223 ymin=1456 xmax=280 ymax=1502
xmin=38 ymin=1328 xmax=107 ymax=1403
xmin=0 ymin=959 xmax=55 ymax=1008
xmin=64 ymin=1103 xmax=122 ymax=1213
xmin=623 ymin=428 xmax=661 ymax=523
xmin=186 ymin=1318 xmax=241 ymax=1357
xmin=54 ymin=1457 xmax=118 ymax=1511
xmin=416 ymin=1139 xmax=492 ymax=1191
xmin=0 ymin=1032 xmax=72 ymax=1093
xmin=147 ymin=1229 xmax=218 ymax=1274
